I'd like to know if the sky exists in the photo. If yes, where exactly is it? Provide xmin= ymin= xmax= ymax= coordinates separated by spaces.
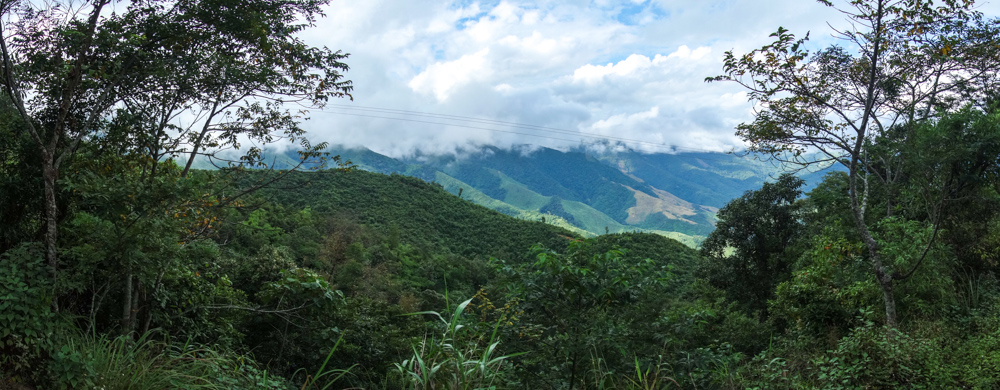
xmin=295 ymin=0 xmax=1000 ymax=158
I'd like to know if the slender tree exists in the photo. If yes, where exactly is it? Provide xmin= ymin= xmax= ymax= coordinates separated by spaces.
xmin=708 ymin=0 xmax=1000 ymax=327
xmin=0 ymin=0 xmax=353 ymax=310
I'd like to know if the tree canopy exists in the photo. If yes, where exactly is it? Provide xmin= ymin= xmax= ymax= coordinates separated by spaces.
xmin=0 ymin=0 xmax=353 ymax=294
xmin=4 ymin=0 xmax=1000 ymax=388
xmin=709 ymin=0 xmax=1000 ymax=327
xmin=700 ymin=174 xmax=805 ymax=317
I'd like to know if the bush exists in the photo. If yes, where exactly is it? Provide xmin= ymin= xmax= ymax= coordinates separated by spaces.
xmin=54 ymin=333 xmax=293 ymax=390
xmin=392 ymin=297 xmax=519 ymax=389
xmin=0 ymin=243 xmax=60 ymax=383
xmin=743 ymin=316 xmax=958 ymax=390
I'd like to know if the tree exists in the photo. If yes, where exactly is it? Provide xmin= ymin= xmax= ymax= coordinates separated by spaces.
xmin=0 ymin=0 xmax=353 ymax=306
xmin=492 ymin=241 xmax=673 ymax=389
xmin=700 ymin=174 xmax=805 ymax=318
xmin=708 ymin=0 xmax=1000 ymax=327
xmin=0 ymin=98 xmax=41 ymax=253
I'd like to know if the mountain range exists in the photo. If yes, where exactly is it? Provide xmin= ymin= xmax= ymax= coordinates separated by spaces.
xmin=259 ymin=145 xmax=832 ymax=247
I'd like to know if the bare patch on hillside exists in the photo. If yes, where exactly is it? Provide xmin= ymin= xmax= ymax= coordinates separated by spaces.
xmin=624 ymin=185 xmax=699 ymax=225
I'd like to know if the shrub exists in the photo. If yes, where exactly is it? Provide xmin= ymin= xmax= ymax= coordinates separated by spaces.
xmin=0 ymin=243 xmax=60 ymax=384
xmin=54 ymin=333 xmax=293 ymax=390
xmin=393 ymin=297 xmax=520 ymax=389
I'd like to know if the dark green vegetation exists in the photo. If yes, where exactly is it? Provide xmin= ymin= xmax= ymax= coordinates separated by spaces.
xmin=3 ymin=0 xmax=1000 ymax=389
xmin=263 ymin=144 xmax=830 ymax=247
xmin=709 ymin=0 xmax=1000 ymax=328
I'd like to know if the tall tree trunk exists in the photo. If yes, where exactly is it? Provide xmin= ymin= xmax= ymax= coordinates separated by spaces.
xmin=141 ymin=271 xmax=165 ymax=335
xmin=140 ymin=302 xmax=153 ymax=336
xmin=877 ymin=269 xmax=897 ymax=328
xmin=122 ymin=272 xmax=133 ymax=334
xmin=42 ymin=155 xmax=60 ymax=312
xmin=854 ymin=207 xmax=898 ymax=326
xmin=847 ymin=0 xmax=897 ymax=328
xmin=128 ymin=279 xmax=140 ymax=336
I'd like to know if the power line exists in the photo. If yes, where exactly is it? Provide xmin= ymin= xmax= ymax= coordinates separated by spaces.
xmin=319 ymin=110 xmax=739 ymax=163
xmin=324 ymin=104 xmax=721 ymax=153
xmin=321 ymin=103 xmax=731 ymax=154
xmin=310 ymin=105 xmax=826 ymax=187
xmin=324 ymin=111 xmax=584 ymax=144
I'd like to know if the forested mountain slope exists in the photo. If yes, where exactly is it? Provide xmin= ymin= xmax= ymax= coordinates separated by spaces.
xmin=596 ymin=150 xmax=831 ymax=208
xmin=7 ymin=0 xmax=1000 ymax=389
xmin=270 ymin=145 xmax=832 ymax=246
xmin=254 ymin=169 xmax=576 ymax=260
xmin=255 ymin=167 xmax=703 ymax=271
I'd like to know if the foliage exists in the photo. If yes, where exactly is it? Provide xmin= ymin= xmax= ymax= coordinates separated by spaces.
xmin=0 ymin=243 xmax=60 ymax=382
xmin=294 ymin=334 xmax=355 ymax=390
xmin=0 ymin=0 xmax=355 ymax=315
xmin=53 ymin=332 xmax=293 ymax=390
xmin=244 ymin=267 xmax=344 ymax=376
xmin=770 ymin=235 xmax=878 ymax=340
xmin=744 ymin=316 xmax=963 ymax=390
xmin=700 ymin=174 xmax=805 ymax=317
xmin=709 ymin=0 xmax=1000 ymax=327
xmin=492 ymin=240 xmax=677 ymax=389
xmin=0 ymin=102 xmax=41 ymax=253
xmin=393 ymin=297 xmax=519 ymax=389
xmin=873 ymin=217 xmax=955 ymax=318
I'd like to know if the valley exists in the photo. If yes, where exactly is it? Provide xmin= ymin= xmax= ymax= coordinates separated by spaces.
xmin=273 ymin=144 xmax=832 ymax=246
xmin=4 ymin=0 xmax=1000 ymax=389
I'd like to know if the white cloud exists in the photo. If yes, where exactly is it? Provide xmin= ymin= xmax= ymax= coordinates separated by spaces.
xmin=497 ymin=31 xmax=560 ymax=55
xmin=296 ymin=0 xmax=1000 ymax=158
xmin=408 ymin=48 xmax=492 ymax=101
xmin=572 ymin=54 xmax=661 ymax=84
xmin=719 ymin=91 xmax=748 ymax=108
xmin=592 ymin=107 xmax=661 ymax=130
xmin=494 ymin=83 xmax=514 ymax=93
xmin=568 ymin=45 xmax=709 ymax=85
xmin=667 ymin=45 xmax=710 ymax=60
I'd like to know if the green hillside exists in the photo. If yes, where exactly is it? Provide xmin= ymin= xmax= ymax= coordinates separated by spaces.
xmin=424 ymin=147 xmax=652 ymax=222
xmin=431 ymin=170 xmax=592 ymax=236
xmin=256 ymin=169 xmax=576 ymax=261
xmin=314 ymin=146 xmax=754 ymax=242
xmin=263 ymin=146 xmax=833 ymax=246
xmin=599 ymin=150 xmax=835 ymax=208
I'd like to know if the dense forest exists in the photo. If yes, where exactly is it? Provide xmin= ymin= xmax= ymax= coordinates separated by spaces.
xmin=3 ymin=0 xmax=1000 ymax=389
xmin=271 ymin=144 xmax=733 ymax=243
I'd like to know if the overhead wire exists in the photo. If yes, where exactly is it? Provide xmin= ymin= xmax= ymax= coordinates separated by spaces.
xmin=323 ymin=103 xmax=724 ymax=153
xmin=320 ymin=110 xmax=746 ymax=164
xmin=319 ymin=104 xmax=742 ymax=161
xmin=308 ymin=105 xmax=833 ymax=190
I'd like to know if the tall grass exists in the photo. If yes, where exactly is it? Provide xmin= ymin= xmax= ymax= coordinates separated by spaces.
xmin=54 ymin=332 xmax=289 ymax=390
xmin=588 ymin=354 xmax=682 ymax=390
xmin=954 ymin=266 xmax=991 ymax=314
xmin=56 ymin=333 xmax=214 ymax=389
xmin=393 ymin=297 xmax=522 ymax=389
xmin=294 ymin=334 xmax=356 ymax=390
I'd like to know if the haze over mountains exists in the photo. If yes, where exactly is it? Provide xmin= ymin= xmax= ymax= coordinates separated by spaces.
xmin=269 ymin=145 xmax=832 ymax=246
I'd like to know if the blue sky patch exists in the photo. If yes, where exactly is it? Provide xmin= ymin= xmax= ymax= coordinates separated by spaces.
xmin=616 ymin=1 xmax=666 ymax=26
xmin=451 ymin=0 xmax=499 ymax=30
xmin=455 ymin=12 xmax=490 ymax=30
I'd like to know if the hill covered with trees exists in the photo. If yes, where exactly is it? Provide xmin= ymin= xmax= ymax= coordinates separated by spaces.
xmin=261 ymin=144 xmax=833 ymax=247
xmin=3 ymin=0 xmax=1000 ymax=389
